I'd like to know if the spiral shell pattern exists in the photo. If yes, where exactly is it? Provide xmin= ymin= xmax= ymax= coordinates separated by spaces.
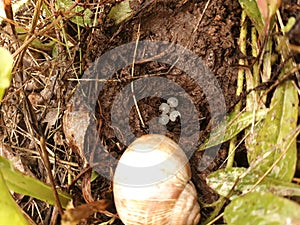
xmin=113 ymin=134 xmax=200 ymax=225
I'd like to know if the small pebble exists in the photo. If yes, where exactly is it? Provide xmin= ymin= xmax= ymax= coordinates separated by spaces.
xmin=158 ymin=114 xmax=169 ymax=125
xmin=169 ymin=110 xmax=181 ymax=122
xmin=167 ymin=97 xmax=179 ymax=108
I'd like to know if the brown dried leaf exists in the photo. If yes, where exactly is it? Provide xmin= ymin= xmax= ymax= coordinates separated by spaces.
xmin=62 ymin=200 xmax=112 ymax=225
xmin=63 ymin=105 xmax=90 ymax=165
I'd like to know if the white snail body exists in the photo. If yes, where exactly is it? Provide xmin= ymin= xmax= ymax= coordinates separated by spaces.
xmin=113 ymin=134 xmax=201 ymax=225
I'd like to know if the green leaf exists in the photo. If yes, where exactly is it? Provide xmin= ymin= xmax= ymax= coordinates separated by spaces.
xmin=246 ymin=79 xmax=298 ymax=181
xmin=207 ymin=167 xmax=300 ymax=200
xmin=198 ymin=109 xmax=268 ymax=151
xmin=91 ymin=170 xmax=99 ymax=182
xmin=0 ymin=170 xmax=30 ymax=225
xmin=257 ymin=0 xmax=282 ymax=25
xmin=0 ymin=156 xmax=71 ymax=208
xmin=0 ymin=47 xmax=13 ymax=102
xmin=108 ymin=0 xmax=133 ymax=25
xmin=72 ymin=6 xmax=93 ymax=27
xmin=16 ymin=27 xmax=56 ymax=52
xmin=58 ymin=0 xmax=93 ymax=27
xmin=224 ymin=192 xmax=300 ymax=225
xmin=238 ymin=0 xmax=265 ymax=34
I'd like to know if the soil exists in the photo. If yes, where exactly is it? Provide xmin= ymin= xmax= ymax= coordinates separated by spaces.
xmin=68 ymin=0 xmax=242 ymax=223
xmin=1 ymin=0 xmax=299 ymax=224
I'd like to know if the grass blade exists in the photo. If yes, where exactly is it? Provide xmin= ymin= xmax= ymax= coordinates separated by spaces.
xmin=199 ymin=109 xmax=268 ymax=151
xmin=0 ymin=170 xmax=30 ymax=225
xmin=0 ymin=156 xmax=71 ymax=208
xmin=207 ymin=167 xmax=300 ymax=200
xmin=246 ymin=79 xmax=298 ymax=181
xmin=0 ymin=47 xmax=13 ymax=102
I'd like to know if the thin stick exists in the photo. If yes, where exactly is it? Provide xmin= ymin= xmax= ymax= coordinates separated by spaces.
xmin=131 ymin=23 xmax=145 ymax=128
xmin=3 ymin=0 xmax=17 ymax=37
xmin=40 ymin=136 xmax=64 ymax=215
xmin=226 ymin=10 xmax=247 ymax=168
xmin=21 ymin=93 xmax=64 ymax=216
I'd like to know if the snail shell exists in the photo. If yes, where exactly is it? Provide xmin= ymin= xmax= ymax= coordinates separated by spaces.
xmin=113 ymin=134 xmax=200 ymax=225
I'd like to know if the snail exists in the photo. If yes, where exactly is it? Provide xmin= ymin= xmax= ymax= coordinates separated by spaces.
xmin=113 ymin=134 xmax=200 ymax=225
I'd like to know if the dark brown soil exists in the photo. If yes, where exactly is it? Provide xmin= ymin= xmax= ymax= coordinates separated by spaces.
xmin=78 ymin=0 xmax=242 ymax=223
xmin=1 ymin=0 xmax=299 ymax=224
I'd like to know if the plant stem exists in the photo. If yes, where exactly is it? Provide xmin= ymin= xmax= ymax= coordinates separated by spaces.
xmin=226 ymin=10 xmax=247 ymax=168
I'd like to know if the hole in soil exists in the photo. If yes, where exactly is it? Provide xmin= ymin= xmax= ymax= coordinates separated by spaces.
xmin=92 ymin=63 xmax=211 ymax=161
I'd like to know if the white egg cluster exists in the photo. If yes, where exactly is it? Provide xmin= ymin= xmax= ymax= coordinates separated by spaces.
xmin=158 ymin=97 xmax=181 ymax=125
